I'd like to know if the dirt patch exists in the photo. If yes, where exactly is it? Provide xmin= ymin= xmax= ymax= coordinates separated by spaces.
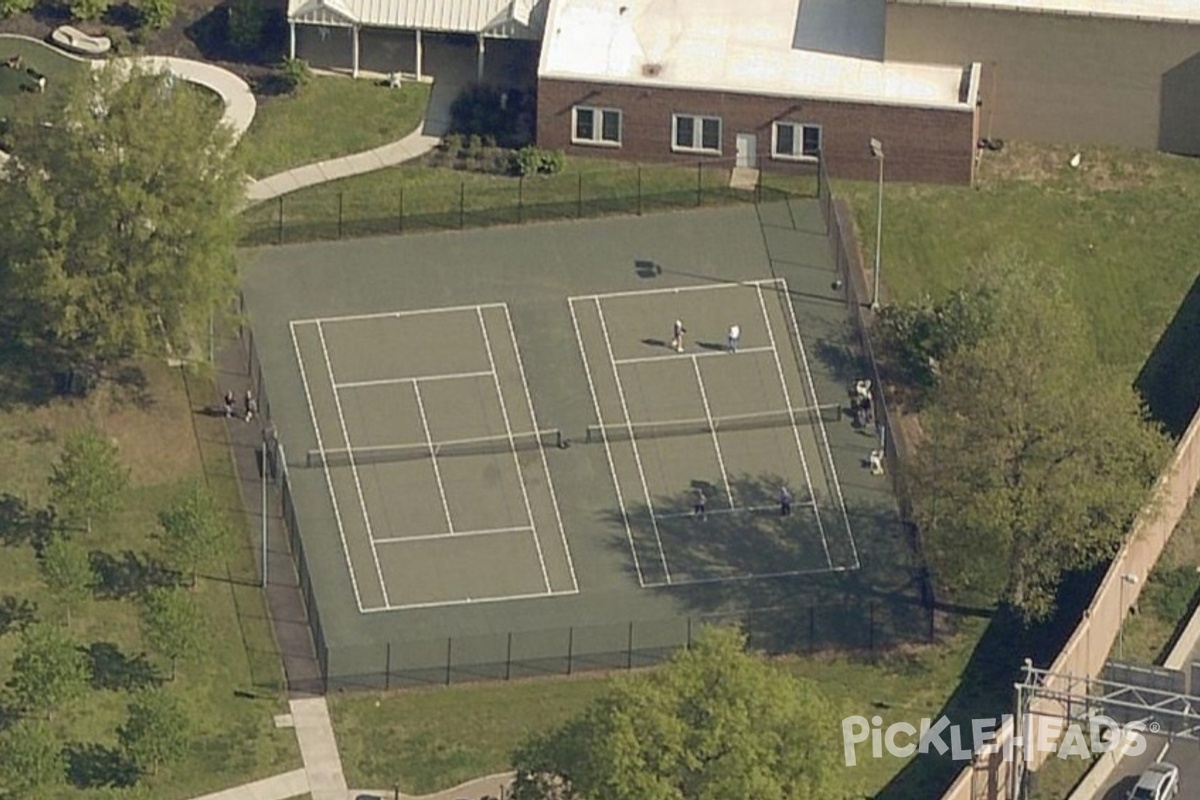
xmin=976 ymin=141 xmax=1168 ymax=194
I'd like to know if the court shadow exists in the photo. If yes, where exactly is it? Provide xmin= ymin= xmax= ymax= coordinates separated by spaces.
xmin=640 ymin=338 xmax=673 ymax=351
xmin=696 ymin=341 xmax=727 ymax=352
xmin=634 ymin=259 xmax=662 ymax=278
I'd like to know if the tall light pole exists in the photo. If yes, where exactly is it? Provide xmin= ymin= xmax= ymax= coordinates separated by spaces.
xmin=869 ymin=137 xmax=885 ymax=312
xmin=1117 ymin=573 xmax=1139 ymax=660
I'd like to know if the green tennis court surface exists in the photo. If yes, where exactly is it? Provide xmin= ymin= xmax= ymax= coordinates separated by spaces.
xmin=241 ymin=198 xmax=914 ymax=687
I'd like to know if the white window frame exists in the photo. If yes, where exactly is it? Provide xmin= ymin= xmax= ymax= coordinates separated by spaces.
xmin=772 ymin=121 xmax=821 ymax=161
xmin=671 ymin=113 xmax=722 ymax=154
xmin=572 ymin=106 xmax=623 ymax=147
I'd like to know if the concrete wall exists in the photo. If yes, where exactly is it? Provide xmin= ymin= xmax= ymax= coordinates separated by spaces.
xmin=536 ymin=78 xmax=978 ymax=184
xmin=884 ymin=3 xmax=1200 ymax=154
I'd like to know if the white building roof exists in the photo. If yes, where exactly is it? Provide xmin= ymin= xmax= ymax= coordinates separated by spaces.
xmin=538 ymin=0 xmax=974 ymax=111
xmin=889 ymin=0 xmax=1200 ymax=24
xmin=288 ymin=0 xmax=543 ymax=36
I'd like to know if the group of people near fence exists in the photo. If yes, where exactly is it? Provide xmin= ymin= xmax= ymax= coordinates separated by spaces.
xmin=224 ymin=389 xmax=258 ymax=422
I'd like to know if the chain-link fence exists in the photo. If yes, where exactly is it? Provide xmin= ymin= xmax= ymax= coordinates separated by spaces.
xmin=240 ymin=159 xmax=820 ymax=246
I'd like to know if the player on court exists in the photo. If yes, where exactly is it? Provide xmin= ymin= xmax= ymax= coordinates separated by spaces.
xmin=670 ymin=319 xmax=687 ymax=353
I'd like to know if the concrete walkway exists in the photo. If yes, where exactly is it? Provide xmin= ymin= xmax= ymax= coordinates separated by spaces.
xmin=245 ymin=126 xmax=440 ymax=204
xmin=355 ymin=771 xmax=514 ymax=800
xmin=189 ymin=769 xmax=309 ymax=800
xmin=291 ymin=697 xmax=350 ymax=800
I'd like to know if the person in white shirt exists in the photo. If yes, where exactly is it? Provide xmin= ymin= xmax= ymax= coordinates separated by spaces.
xmin=727 ymin=324 xmax=740 ymax=353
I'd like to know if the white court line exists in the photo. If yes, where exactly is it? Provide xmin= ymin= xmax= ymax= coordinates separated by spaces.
xmin=501 ymin=304 xmax=579 ymax=594
xmin=336 ymin=371 xmax=493 ymax=389
xmin=412 ymin=382 xmax=454 ymax=535
xmin=373 ymin=525 xmax=532 ymax=545
xmin=568 ymin=298 xmax=645 ymax=587
xmin=654 ymin=501 xmax=816 ymax=520
xmin=476 ymin=307 xmax=552 ymax=594
xmin=690 ymin=355 xmax=734 ymax=507
xmin=594 ymin=297 xmax=672 ymax=584
xmin=641 ymin=563 xmax=852 ymax=589
xmin=614 ymin=346 xmax=774 ymax=366
xmin=288 ymin=322 xmax=367 ymax=613
xmin=291 ymin=302 xmax=507 ymax=327
xmin=569 ymin=277 xmax=786 ymax=303
xmin=776 ymin=279 xmax=861 ymax=570
xmin=362 ymin=588 xmax=579 ymax=614
xmin=316 ymin=320 xmax=391 ymax=608
xmin=755 ymin=283 xmax=832 ymax=569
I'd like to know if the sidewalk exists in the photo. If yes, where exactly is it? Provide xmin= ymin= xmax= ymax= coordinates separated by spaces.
xmin=244 ymin=126 xmax=440 ymax=204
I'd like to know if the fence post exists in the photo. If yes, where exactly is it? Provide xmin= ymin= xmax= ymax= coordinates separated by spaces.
xmin=637 ymin=166 xmax=642 ymax=216
xmin=746 ymin=608 xmax=753 ymax=650
xmin=385 ymin=642 xmax=391 ymax=692
xmin=696 ymin=161 xmax=703 ymax=207
xmin=869 ymin=602 xmax=875 ymax=653
xmin=459 ymin=182 xmax=465 ymax=229
xmin=809 ymin=606 xmax=816 ymax=653
xmin=276 ymin=196 xmax=284 ymax=245
xmin=686 ymin=616 xmax=692 ymax=649
xmin=567 ymin=627 xmax=574 ymax=676
xmin=577 ymin=173 xmax=584 ymax=218
xmin=445 ymin=637 xmax=452 ymax=686
xmin=518 ymin=174 xmax=524 ymax=224
xmin=337 ymin=192 xmax=344 ymax=238
xmin=928 ymin=603 xmax=936 ymax=642
xmin=398 ymin=186 xmax=404 ymax=233
xmin=626 ymin=621 xmax=634 ymax=670
xmin=755 ymin=169 xmax=763 ymax=205
xmin=505 ymin=631 xmax=513 ymax=681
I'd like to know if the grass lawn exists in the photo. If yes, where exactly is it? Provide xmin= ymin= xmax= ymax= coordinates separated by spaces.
xmin=239 ymin=156 xmax=817 ymax=245
xmin=836 ymin=142 xmax=1200 ymax=415
xmin=237 ymin=75 xmax=431 ymax=178
xmin=1117 ymin=494 xmax=1200 ymax=666
xmin=330 ymin=618 xmax=990 ymax=797
xmin=0 ymin=358 xmax=298 ymax=797
xmin=0 ymin=36 xmax=85 ymax=120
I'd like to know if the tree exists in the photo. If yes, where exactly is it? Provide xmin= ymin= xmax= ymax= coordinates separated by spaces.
xmin=69 ymin=0 xmax=109 ymax=21
xmin=512 ymin=627 xmax=845 ymax=800
xmin=911 ymin=258 xmax=1170 ymax=621
xmin=876 ymin=286 xmax=992 ymax=393
xmin=157 ymin=480 xmax=229 ymax=586
xmin=48 ymin=427 xmax=130 ymax=534
xmin=118 ymin=688 xmax=190 ymax=776
xmin=0 ymin=63 xmax=244 ymax=376
xmin=0 ymin=0 xmax=33 ymax=16
xmin=0 ymin=718 xmax=66 ymax=797
xmin=138 ymin=0 xmax=178 ymax=32
xmin=38 ymin=533 xmax=96 ymax=627
xmin=140 ymin=586 xmax=204 ymax=679
xmin=7 ymin=622 xmax=88 ymax=718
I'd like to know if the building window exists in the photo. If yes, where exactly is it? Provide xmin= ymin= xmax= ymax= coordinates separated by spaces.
xmin=672 ymin=114 xmax=722 ymax=154
xmin=773 ymin=122 xmax=821 ymax=160
xmin=573 ymin=106 xmax=622 ymax=146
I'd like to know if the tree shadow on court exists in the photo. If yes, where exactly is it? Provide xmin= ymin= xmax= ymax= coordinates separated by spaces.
xmin=1135 ymin=271 xmax=1200 ymax=437
xmin=602 ymin=472 xmax=953 ymax=655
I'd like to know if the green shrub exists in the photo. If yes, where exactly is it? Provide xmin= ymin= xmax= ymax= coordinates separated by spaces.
xmin=0 ymin=0 xmax=33 ymax=18
xmin=69 ymin=0 xmax=108 ymax=21
xmin=278 ymin=57 xmax=311 ymax=93
xmin=441 ymin=132 xmax=464 ymax=155
xmin=510 ymin=146 xmax=565 ymax=177
xmin=227 ymin=0 xmax=266 ymax=52
xmin=1143 ymin=566 xmax=1200 ymax=623
xmin=449 ymin=84 xmax=523 ymax=146
xmin=103 ymin=25 xmax=133 ymax=54
xmin=138 ymin=0 xmax=178 ymax=32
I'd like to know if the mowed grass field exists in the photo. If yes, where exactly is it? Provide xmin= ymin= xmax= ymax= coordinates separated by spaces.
xmin=837 ymin=143 xmax=1200 ymax=430
xmin=0 ymin=358 xmax=298 ymax=797
xmin=330 ymin=618 xmax=990 ymax=798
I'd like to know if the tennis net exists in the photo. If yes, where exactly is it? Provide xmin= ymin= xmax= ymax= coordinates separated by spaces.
xmin=306 ymin=429 xmax=563 ymax=468
xmin=585 ymin=404 xmax=842 ymax=444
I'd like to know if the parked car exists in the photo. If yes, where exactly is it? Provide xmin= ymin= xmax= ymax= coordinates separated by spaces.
xmin=1129 ymin=762 xmax=1180 ymax=800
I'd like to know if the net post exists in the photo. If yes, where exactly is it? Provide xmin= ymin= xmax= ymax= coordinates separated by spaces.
xmin=337 ymin=191 xmax=344 ymax=239
xmin=445 ymin=637 xmax=452 ymax=686
xmin=505 ymin=632 xmax=512 ymax=681
xmin=566 ymin=626 xmax=574 ymax=676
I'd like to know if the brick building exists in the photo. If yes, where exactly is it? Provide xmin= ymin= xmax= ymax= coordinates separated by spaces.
xmin=536 ymin=0 xmax=983 ymax=184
